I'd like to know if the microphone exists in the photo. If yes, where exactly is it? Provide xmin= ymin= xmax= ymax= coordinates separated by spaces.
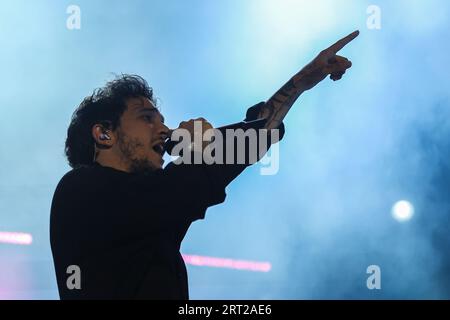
xmin=164 ymin=118 xmax=268 ymax=156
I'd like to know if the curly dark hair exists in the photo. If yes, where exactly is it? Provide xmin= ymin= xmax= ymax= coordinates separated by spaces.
xmin=65 ymin=74 xmax=156 ymax=168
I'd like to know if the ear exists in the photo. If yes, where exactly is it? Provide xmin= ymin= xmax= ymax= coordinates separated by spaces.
xmin=92 ymin=124 xmax=115 ymax=147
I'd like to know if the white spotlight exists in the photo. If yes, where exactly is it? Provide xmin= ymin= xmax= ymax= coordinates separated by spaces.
xmin=392 ymin=200 xmax=414 ymax=222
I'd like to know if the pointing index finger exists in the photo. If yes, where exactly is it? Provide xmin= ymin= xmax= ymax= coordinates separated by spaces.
xmin=327 ymin=30 xmax=359 ymax=54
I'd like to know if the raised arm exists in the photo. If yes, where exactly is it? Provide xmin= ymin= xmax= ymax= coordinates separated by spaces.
xmin=260 ymin=30 xmax=359 ymax=130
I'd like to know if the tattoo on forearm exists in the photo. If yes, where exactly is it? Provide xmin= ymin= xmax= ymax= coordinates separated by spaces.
xmin=262 ymin=77 xmax=303 ymax=129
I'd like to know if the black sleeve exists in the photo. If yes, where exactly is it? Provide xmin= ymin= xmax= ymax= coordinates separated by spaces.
xmin=201 ymin=101 xmax=286 ymax=189
xmin=120 ymin=163 xmax=226 ymax=223
xmin=244 ymin=101 xmax=285 ymax=142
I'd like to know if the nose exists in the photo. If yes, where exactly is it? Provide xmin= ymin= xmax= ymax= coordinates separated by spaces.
xmin=159 ymin=122 xmax=171 ymax=140
xmin=165 ymin=129 xmax=173 ymax=138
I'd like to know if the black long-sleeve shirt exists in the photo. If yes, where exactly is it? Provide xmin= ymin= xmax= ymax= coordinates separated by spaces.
xmin=50 ymin=102 xmax=284 ymax=299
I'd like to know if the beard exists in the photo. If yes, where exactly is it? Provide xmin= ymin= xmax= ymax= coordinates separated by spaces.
xmin=117 ymin=130 xmax=159 ymax=174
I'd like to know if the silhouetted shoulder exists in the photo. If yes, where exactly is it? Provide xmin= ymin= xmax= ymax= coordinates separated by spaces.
xmin=53 ymin=167 xmax=91 ymax=200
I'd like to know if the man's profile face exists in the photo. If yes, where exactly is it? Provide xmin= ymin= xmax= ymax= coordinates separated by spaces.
xmin=115 ymin=96 xmax=169 ymax=173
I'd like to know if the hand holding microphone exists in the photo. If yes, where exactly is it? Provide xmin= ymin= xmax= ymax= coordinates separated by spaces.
xmin=164 ymin=101 xmax=275 ymax=157
xmin=165 ymin=118 xmax=215 ymax=156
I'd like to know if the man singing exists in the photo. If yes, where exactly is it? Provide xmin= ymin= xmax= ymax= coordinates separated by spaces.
xmin=50 ymin=31 xmax=358 ymax=299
